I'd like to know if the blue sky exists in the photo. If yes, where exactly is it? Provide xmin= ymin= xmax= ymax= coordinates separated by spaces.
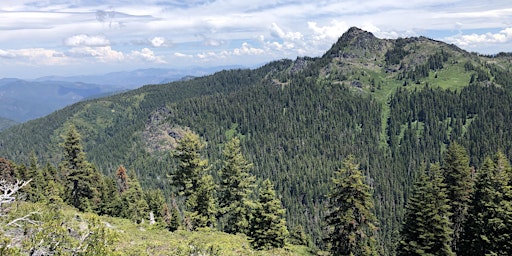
xmin=0 ymin=0 xmax=511 ymax=78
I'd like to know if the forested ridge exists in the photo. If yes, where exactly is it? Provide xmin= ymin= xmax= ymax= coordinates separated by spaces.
xmin=1 ymin=27 xmax=512 ymax=254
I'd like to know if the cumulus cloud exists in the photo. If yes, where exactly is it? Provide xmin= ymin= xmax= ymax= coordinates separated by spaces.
xmin=2 ymin=0 xmax=512 ymax=77
xmin=447 ymin=27 xmax=512 ymax=46
xmin=270 ymin=23 xmax=303 ymax=41
xmin=308 ymin=20 xmax=349 ymax=41
xmin=64 ymin=34 xmax=110 ymax=47
xmin=233 ymin=42 xmax=264 ymax=56
xmin=0 ymin=48 xmax=68 ymax=65
xmin=150 ymin=36 xmax=169 ymax=47
xmin=130 ymin=48 xmax=166 ymax=63
xmin=67 ymin=46 xmax=124 ymax=62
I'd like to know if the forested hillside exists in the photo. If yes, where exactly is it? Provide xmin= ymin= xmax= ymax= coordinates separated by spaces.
xmin=0 ymin=117 xmax=17 ymax=131
xmin=1 ymin=27 xmax=512 ymax=254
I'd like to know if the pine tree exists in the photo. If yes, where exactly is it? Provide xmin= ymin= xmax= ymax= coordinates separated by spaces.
xmin=442 ymin=142 xmax=473 ymax=252
xmin=218 ymin=136 xmax=256 ymax=234
xmin=172 ymin=131 xmax=209 ymax=198
xmin=59 ymin=126 xmax=101 ymax=212
xmin=460 ymin=153 xmax=512 ymax=255
xmin=249 ymin=179 xmax=289 ymax=250
xmin=399 ymin=164 xmax=454 ymax=256
xmin=325 ymin=155 xmax=378 ymax=256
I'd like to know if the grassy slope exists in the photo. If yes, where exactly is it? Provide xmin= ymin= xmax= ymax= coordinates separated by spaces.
xmin=70 ymin=206 xmax=313 ymax=256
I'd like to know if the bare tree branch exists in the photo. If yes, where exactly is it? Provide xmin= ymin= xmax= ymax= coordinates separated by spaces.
xmin=6 ymin=211 xmax=41 ymax=227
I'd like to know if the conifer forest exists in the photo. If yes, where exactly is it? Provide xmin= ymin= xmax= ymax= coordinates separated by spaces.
xmin=1 ymin=27 xmax=512 ymax=255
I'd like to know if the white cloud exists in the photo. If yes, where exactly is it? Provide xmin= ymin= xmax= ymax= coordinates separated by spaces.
xmin=174 ymin=52 xmax=193 ymax=58
xmin=0 ymin=48 xmax=68 ymax=65
xmin=68 ymin=46 xmax=125 ymax=62
xmin=308 ymin=20 xmax=349 ymax=41
xmin=150 ymin=37 xmax=166 ymax=47
xmin=233 ymin=42 xmax=264 ymax=56
xmin=64 ymin=34 xmax=110 ymax=47
xmin=130 ymin=48 xmax=166 ymax=63
xmin=270 ymin=23 xmax=303 ymax=41
xmin=447 ymin=27 xmax=512 ymax=47
xmin=2 ymin=0 xmax=512 ymax=77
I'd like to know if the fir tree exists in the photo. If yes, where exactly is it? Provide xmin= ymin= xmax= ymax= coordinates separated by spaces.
xmin=59 ymin=126 xmax=101 ymax=212
xmin=97 ymin=176 xmax=122 ymax=217
xmin=325 ymin=155 xmax=378 ymax=256
xmin=24 ymin=152 xmax=46 ymax=202
xmin=460 ymin=153 xmax=512 ymax=255
xmin=248 ymin=179 xmax=288 ymax=250
xmin=442 ymin=142 xmax=473 ymax=252
xmin=172 ymin=131 xmax=209 ymax=198
xmin=218 ymin=136 xmax=256 ymax=234
xmin=145 ymin=189 xmax=166 ymax=223
xmin=121 ymin=170 xmax=149 ymax=223
xmin=399 ymin=164 xmax=454 ymax=256
xmin=162 ymin=195 xmax=181 ymax=232
xmin=186 ymin=173 xmax=217 ymax=230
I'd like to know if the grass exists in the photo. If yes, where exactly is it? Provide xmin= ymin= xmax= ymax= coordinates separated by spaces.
xmin=90 ymin=209 xmax=314 ymax=255
xmin=5 ymin=202 xmax=314 ymax=256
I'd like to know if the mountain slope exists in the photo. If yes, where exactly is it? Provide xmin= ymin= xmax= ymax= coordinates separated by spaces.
xmin=0 ymin=117 xmax=18 ymax=131
xmin=1 ymin=27 xmax=512 ymax=252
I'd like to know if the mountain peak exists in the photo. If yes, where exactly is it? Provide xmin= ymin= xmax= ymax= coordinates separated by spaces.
xmin=323 ymin=27 xmax=387 ymax=59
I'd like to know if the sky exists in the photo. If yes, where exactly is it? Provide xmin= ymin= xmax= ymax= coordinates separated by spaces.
xmin=0 ymin=0 xmax=511 ymax=79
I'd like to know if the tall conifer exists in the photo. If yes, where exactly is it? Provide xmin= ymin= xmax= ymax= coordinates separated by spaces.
xmin=399 ymin=164 xmax=454 ymax=256
xmin=325 ymin=155 xmax=378 ymax=256
xmin=59 ymin=126 xmax=101 ymax=212
xmin=172 ymin=132 xmax=209 ymax=197
xmin=186 ymin=174 xmax=217 ymax=229
xmin=218 ymin=136 xmax=256 ymax=234
xmin=249 ymin=179 xmax=288 ymax=250
xmin=442 ymin=142 xmax=473 ymax=252
xmin=460 ymin=153 xmax=512 ymax=255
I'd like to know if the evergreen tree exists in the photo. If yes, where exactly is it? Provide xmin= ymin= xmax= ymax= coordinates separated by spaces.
xmin=460 ymin=153 xmax=512 ymax=255
xmin=399 ymin=164 xmax=454 ymax=256
xmin=185 ymin=173 xmax=217 ymax=230
xmin=442 ymin=142 xmax=473 ymax=252
xmin=97 ymin=176 xmax=122 ymax=217
xmin=115 ymin=165 xmax=129 ymax=193
xmin=121 ymin=170 xmax=149 ymax=223
xmin=162 ymin=195 xmax=181 ymax=232
xmin=218 ymin=136 xmax=256 ymax=234
xmin=172 ymin=131 xmax=209 ymax=198
xmin=59 ymin=126 xmax=101 ymax=212
xmin=325 ymin=155 xmax=378 ymax=256
xmin=248 ymin=179 xmax=288 ymax=250
xmin=145 ymin=189 xmax=166 ymax=223
xmin=0 ymin=158 xmax=16 ymax=183
xmin=24 ymin=152 xmax=46 ymax=202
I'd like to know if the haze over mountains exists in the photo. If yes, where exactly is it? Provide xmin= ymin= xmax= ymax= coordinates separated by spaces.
xmin=0 ymin=66 xmax=240 ymax=126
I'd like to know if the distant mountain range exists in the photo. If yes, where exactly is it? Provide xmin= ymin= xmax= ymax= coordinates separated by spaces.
xmin=0 ymin=66 xmax=241 ymax=125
